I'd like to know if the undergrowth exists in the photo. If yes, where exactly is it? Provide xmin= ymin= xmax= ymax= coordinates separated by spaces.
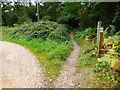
xmin=74 ymin=27 xmax=120 ymax=88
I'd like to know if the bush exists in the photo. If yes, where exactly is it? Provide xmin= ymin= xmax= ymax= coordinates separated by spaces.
xmin=10 ymin=20 xmax=69 ymax=41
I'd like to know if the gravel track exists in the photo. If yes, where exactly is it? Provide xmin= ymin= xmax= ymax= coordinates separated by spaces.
xmin=0 ymin=41 xmax=45 ymax=88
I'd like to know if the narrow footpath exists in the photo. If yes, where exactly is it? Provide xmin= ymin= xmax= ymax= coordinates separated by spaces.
xmin=50 ymin=32 xmax=87 ymax=88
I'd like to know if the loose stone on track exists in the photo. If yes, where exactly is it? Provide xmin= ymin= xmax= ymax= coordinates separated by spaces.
xmin=0 ymin=41 xmax=45 ymax=88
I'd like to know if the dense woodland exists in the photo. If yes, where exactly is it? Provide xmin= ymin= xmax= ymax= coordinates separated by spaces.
xmin=2 ymin=2 xmax=120 ymax=30
xmin=1 ymin=1 xmax=120 ymax=88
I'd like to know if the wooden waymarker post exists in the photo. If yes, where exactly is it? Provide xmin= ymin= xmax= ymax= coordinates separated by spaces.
xmin=97 ymin=21 xmax=102 ymax=44
xmin=98 ymin=27 xmax=104 ymax=55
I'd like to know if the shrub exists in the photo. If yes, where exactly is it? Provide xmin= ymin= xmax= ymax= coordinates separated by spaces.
xmin=10 ymin=20 xmax=69 ymax=41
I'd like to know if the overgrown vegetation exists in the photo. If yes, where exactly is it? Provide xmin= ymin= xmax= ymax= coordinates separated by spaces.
xmin=74 ymin=26 xmax=120 ymax=88
xmin=1 ymin=20 xmax=72 ymax=79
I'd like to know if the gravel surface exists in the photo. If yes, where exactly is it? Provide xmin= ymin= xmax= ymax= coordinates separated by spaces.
xmin=0 ymin=41 xmax=45 ymax=88
xmin=50 ymin=32 xmax=87 ymax=88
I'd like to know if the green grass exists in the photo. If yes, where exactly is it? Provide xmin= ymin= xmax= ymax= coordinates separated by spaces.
xmin=77 ymin=39 xmax=97 ymax=69
xmin=74 ymin=31 xmax=97 ymax=69
xmin=73 ymin=28 xmax=100 ymax=70
xmin=1 ymin=35 xmax=72 ymax=79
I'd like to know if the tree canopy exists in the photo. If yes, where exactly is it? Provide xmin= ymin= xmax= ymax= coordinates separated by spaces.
xmin=1 ymin=1 xmax=120 ymax=31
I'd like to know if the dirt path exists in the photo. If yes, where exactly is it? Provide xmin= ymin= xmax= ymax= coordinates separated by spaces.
xmin=0 ymin=41 xmax=45 ymax=88
xmin=50 ymin=32 xmax=88 ymax=88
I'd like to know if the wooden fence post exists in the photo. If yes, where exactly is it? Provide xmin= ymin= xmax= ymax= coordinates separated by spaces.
xmin=98 ymin=27 xmax=104 ymax=55
xmin=97 ymin=21 xmax=102 ymax=44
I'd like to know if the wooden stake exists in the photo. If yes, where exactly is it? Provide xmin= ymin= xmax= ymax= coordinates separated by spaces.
xmin=98 ymin=27 xmax=104 ymax=55
xmin=97 ymin=21 xmax=102 ymax=44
